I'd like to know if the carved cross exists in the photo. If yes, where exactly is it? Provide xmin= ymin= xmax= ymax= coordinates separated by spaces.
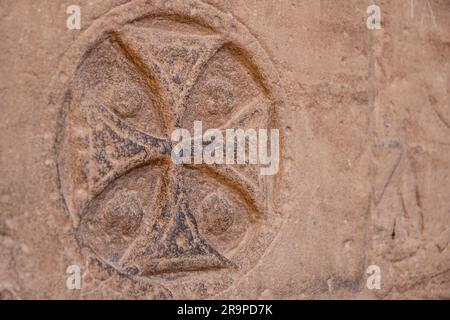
xmin=60 ymin=24 xmax=272 ymax=276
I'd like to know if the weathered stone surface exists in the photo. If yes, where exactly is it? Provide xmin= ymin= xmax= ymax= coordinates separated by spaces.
xmin=0 ymin=0 xmax=449 ymax=299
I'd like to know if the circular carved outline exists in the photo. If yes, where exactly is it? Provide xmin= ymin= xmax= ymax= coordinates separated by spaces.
xmin=52 ymin=0 xmax=287 ymax=298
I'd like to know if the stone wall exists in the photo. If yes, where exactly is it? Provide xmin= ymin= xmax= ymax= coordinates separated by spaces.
xmin=0 ymin=0 xmax=448 ymax=299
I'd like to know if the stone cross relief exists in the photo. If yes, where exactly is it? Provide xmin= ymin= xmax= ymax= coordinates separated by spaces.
xmin=58 ymin=22 xmax=274 ymax=277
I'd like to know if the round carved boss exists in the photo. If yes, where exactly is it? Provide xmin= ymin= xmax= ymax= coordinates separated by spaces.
xmin=55 ymin=0 xmax=285 ymax=296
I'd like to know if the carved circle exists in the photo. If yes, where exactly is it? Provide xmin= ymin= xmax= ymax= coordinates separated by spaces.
xmin=199 ymin=194 xmax=234 ymax=236
xmin=53 ymin=0 xmax=285 ymax=299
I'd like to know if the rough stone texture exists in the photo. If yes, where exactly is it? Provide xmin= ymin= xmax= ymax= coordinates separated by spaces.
xmin=0 ymin=0 xmax=449 ymax=299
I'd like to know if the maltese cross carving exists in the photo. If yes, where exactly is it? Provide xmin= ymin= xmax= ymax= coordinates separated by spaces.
xmin=57 ymin=10 xmax=281 ymax=279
